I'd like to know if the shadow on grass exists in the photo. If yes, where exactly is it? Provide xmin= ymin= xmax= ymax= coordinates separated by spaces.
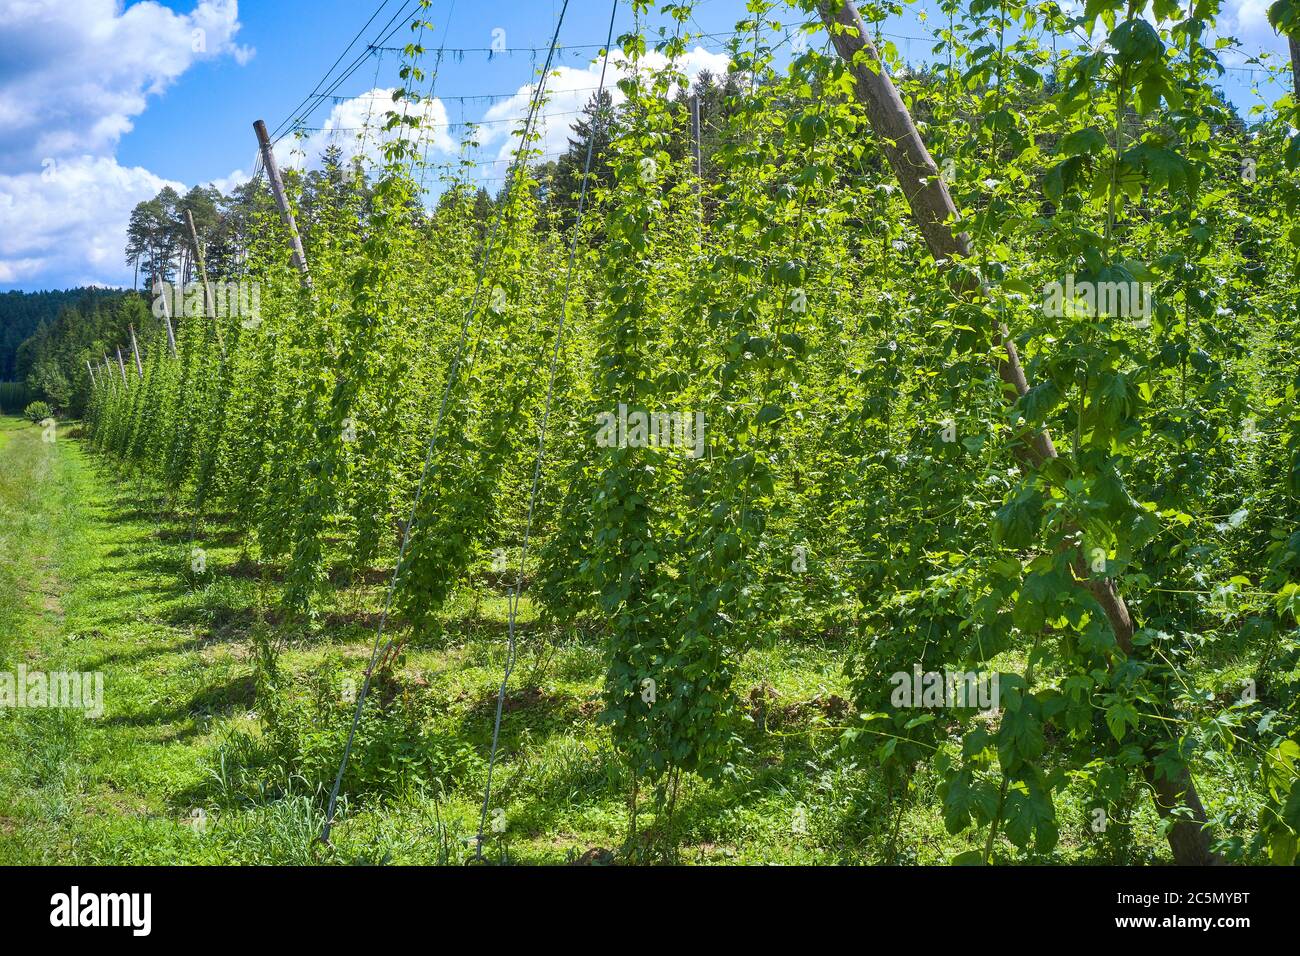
xmin=98 ymin=672 xmax=257 ymax=733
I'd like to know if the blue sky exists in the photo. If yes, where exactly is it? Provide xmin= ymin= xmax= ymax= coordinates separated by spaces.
xmin=0 ymin=0 xmax=1293 ymax=292
xmin=117 ymin=0 xmax=746 ymax=187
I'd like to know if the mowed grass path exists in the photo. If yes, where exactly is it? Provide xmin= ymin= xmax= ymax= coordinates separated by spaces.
xmin=1 ymin=414 xmax=1177 ymax=865
xmin=0 ymin=415 xmax=229 ymax=862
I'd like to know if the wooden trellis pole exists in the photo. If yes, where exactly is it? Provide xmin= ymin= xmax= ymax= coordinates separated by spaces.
xmin=153 ymin=278 xmax=179 ymax=358
xmin=254 ymin=119 xmax=312 ymax=287
xmin=153 ymin=279 xmax=170 ymax=322
xmin=186 ymin=208 xmax=223 ymax=354
xmin=129 ymin=325 xmax=144 ymax=378
xmin=115 ymin=347 xmax=129 ymax=385
xmin=185 ymin=210 xmax=215 ymax=327
xmin=86 ymin=360 xmax=96 ymax=387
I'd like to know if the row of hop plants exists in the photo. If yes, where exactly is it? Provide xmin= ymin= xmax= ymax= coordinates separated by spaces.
xmin=83 ymin=0 xmax=1299 ymax=862
xmin=0 ymin=382 xmax=34 ymax=415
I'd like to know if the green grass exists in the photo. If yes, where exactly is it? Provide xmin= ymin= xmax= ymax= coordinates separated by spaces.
xmin=0 ymin=415 xmax=1246 ymax=865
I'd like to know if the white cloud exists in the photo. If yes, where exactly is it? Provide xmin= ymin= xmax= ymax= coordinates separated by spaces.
xmin=0 ymin=155 xmax=181 ymax=286
xmin=477 ymin=46 xmax=731 ymax=165
xmin=0 ymin=0 xmax=251 ymax=288
xmin=1224 ymin=0 xmax=1277 ymax=42
xmin=207 ymin=167 xmax=251 ymax=195
xmin=1216 ymin=0 xmax=1291 ymax=71
xmin=274 ymin=89 xmax=457 ymax=173
xmin=0 ymin=0 xmax=253 ymax=173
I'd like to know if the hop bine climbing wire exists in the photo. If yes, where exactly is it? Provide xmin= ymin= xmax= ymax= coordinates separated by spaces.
xmin=473 ymin=0 xmax=621 ymax=863
xmin=318 ymin=0 xmax=575 ymax=849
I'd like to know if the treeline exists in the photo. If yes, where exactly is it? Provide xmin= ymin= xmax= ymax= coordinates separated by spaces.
xmin=0 ymin=382 xmax=32 ymax=414
xmin=12 ymin=291 xmax=146 ymax=416
xmin=0 ymin=289 xmax=117 ymax=381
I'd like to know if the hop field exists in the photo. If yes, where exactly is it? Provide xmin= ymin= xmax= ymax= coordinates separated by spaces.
xmin=2 ymin=0 xmax=1299 ymax=870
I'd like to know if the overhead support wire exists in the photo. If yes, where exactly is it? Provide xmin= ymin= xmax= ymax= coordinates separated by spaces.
xmin=270 ymin=0 xmax=423 ymax=144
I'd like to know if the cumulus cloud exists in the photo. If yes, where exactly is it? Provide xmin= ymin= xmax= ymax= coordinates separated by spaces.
xmin=0 ymin=0 xmax=252 ymax=288
xmin=1222 ymin=0 xmax=1278 ymax=44
xmin=207 ymin=167 xmax=251 ymax=195
xmin=0 ymin=0 xmax=253 ymax=173
xmin=1216 ymin=0 xmax=1292 ymax=72
xmin=273 ymin=88 xmax=457 ymax=173
xmin=477 ymin=46 xmax=731 ymax=164
xmin=0 ymin=155 xmax=181 ymax=286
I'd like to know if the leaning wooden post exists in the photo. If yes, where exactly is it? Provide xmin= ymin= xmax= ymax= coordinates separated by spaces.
xmin=129 ymin=325 xmax=144 ymax=378
xmin=185 ymin=209 xmax=223 ymax=355
xmin=185 ymin=210 xmax=209 ymax=308
xmin=815 ymin=0 xmax=1046 ymax=464
xmin=816 ymin=0 xmax=1217 ymax=866
xmin=153 ymin=278 xmax=179 ymax=358
xmin=254 ymin=119 xmax=312 ymax=287
xmin=153 ymin=277 xmax=171 ymax=321
xmin=116 ymin=347 xmax=129 ymax=385
xmin=86 ymin=360 xmax=97 ymax=388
